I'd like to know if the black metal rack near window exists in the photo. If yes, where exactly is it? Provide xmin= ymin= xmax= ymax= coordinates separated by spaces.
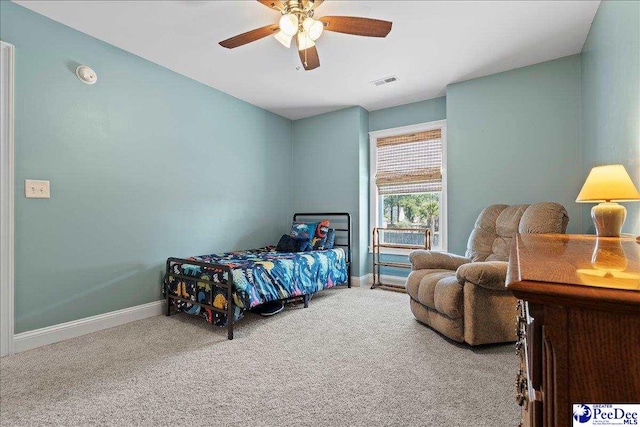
xmin=371 ymin=227 xmax=431 ymax=293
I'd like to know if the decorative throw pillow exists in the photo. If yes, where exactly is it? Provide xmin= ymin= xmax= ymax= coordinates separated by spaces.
xmin=291 ymin=220 xmax=331 ymax=250
xmin=290 ymin=222 xmax=317 ymax=241
xmin=298 ymin=240 xmax=312 ymax=252
xmin=276 ymin=235 xmax=312 ymax=253
xmin=323 ymin=228 xmax=336 ymax=249
xmin=312 ymin=220 xmax=331 ymax=250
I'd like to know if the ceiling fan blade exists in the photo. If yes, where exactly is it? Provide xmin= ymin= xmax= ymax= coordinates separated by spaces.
xmin=319 ymin=16 xmax=392 ymax=38
xmin=309 ymin=0 xmax=325 ymax=10
xmin=295 ymin=37 xmax=320 ymax=70
xmin=257 ymin=0 xmax=285 ymax=12
xmin=219 ymin=24 xmax=280 ymax=49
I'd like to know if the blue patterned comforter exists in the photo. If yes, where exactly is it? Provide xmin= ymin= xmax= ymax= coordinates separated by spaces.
xmin=165 ymin=247 xmax=347 ymax=326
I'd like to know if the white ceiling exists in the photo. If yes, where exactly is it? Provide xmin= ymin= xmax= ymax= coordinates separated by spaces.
xmin=15 ymin=0 xmax=600 ymax=120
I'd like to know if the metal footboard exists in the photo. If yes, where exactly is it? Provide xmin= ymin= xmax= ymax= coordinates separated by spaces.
xmin=165 ymin=257 xmax=235 ymax=340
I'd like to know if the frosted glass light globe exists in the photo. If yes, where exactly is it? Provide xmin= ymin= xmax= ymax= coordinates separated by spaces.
xmin=297 ymin=31 xmax=315 ymax=51
xmin=274 ymin=31 xmax=293 ymax=48
xmin=279 ymin=14 xmax=299 ymax=37
xmin=303 ymin=17 xmax=323 ymax=41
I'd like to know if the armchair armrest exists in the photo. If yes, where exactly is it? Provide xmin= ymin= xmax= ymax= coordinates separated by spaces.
xmin=456 ymin=261 xmax=509 ymax=290
xmin=409 ymin=250 xmax=471 ymax=271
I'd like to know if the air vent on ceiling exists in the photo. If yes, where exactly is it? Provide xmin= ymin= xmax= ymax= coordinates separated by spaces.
xmin=372 ymin=76 xmax=398 ymax=86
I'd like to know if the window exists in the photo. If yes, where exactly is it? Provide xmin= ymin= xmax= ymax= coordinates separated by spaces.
xmin=369 ymin=120 xmax=447 ymax=253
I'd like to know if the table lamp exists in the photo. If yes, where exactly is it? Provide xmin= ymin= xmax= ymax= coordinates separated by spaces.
xmin=576 ymin=164 xmax=640 ymax=237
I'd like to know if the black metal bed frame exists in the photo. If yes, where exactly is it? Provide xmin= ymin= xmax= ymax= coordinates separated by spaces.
xmin=165 ymin=212 xmax=352 ymax=340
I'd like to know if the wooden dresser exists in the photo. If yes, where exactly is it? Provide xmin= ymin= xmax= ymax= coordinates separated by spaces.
xmin=506 ymin=234 xmax=640 ymax=427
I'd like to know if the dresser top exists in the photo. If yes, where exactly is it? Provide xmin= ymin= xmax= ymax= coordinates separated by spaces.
xmin=507 ymin=234 xmax=640 ymax=307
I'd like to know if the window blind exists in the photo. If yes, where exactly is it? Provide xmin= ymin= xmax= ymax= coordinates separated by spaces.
xmin=375 ymin=129 xmax=442 ymax=195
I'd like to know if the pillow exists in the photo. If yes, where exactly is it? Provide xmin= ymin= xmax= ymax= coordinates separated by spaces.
xmin=312 ymin=220 xmax=331 ymax=250
xmin=290 ymin=221 xmax=317 ymax=241
xmin=299 ymin=240 xmax=312 ymax=252
xmin=323 ymin=228 xmax=336 ymax=249
xmin=276 ymin=235 xmax=312 ymax=253
xmin=291 ymin=220 xmax=331 ymax=250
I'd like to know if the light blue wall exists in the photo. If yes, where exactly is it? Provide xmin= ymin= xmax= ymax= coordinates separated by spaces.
xmin=369 ymin=97 xmax=446 ymax=132
xmin=1 ymin=2 xmax=293 ymax=333
xmin=446 ymin=55 xmax=583 ymax=255
xmin=358 ymin=107 xmax=370 ymax=277
xmin=581 ymin=1 xmax=640 ymax=235
xmin=291 ymin=106 xmax=369 ymax=276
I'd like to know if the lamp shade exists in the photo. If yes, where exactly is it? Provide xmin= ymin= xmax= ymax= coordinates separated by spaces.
xmin=576 ymin=165 xmax=640 ymax=203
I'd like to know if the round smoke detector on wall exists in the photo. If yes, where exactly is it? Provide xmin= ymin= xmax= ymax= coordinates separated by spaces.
xmin=75 ymin=65 xmax=97 ymax=85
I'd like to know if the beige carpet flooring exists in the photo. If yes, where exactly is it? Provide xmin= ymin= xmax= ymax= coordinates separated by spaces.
xmin=0 ymin=286 xmax=519 ymax=426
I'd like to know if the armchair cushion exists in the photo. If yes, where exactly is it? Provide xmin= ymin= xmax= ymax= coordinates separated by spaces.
xmin=456 ymin=261 xmax=509 ymax=291
xmin=409 ymin=250 xmax=471 ymax=271
xmin=465 ymin=202 xmax=568 ymax=262
xmin=407 ymin=269 xmax=463 ymax=320
xmin=519 ymin=202 xmax=569 ymax=234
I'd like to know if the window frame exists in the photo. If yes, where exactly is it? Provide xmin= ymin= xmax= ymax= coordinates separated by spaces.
xmin=369 ymin=120 xmax=448 ymax=255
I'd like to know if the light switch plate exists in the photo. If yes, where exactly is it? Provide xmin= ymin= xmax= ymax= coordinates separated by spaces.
xmin=25 ymin=179 xmax=50 ymax=199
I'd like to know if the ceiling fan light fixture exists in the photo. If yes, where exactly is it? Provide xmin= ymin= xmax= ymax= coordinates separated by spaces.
xmin=279 ymin=13 xmax=299 ymax=37
xmin=219 ymin=2 xmax=394 ymax=72
xmin=274 ymin=30 xmax=293 ymax=48
xmin=297 ymin=31 xmax=315 ymax=51
xmin=302 ymin=17 xmax=323 ymax=41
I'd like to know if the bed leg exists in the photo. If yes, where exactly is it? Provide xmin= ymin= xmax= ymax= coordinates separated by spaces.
xmin=227 ymin=306 xmax=234 ymax=340
xmin=165 ymin=260 xmax=172 ymax=316
xmin=226 ymin=269 xmax=234 ymax=340
xmin=227 ymin=320 xmax=234 ymax=340
xmin=303 ymin=294 xmax=309 ymax=308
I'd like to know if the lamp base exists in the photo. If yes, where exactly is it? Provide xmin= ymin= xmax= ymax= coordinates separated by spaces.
xmin=591 ymin=202 xmax=627 ymax=237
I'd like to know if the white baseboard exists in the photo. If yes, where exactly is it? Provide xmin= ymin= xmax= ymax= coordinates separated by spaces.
xmin=12 ymin=300 xmax=165 ymax=354
xmin=351 ymin=274 xmax=407 ymax=287
xmin=350 ymin=274 xmax=368 ymax=287
xmin=375 ymin=274 xmax=407 ymax=287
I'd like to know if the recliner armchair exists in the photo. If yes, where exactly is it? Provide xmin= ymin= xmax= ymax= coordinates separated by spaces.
xmin=406 ymin=202 xmax=569 ymax=345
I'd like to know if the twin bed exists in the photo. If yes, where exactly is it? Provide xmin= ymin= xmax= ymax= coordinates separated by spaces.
xmin=164 ymin=213 xmax=352 ymax=339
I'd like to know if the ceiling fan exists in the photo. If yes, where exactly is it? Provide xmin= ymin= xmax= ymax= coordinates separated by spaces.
xmin=219 ymin=0 xmax=392 ymax=71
